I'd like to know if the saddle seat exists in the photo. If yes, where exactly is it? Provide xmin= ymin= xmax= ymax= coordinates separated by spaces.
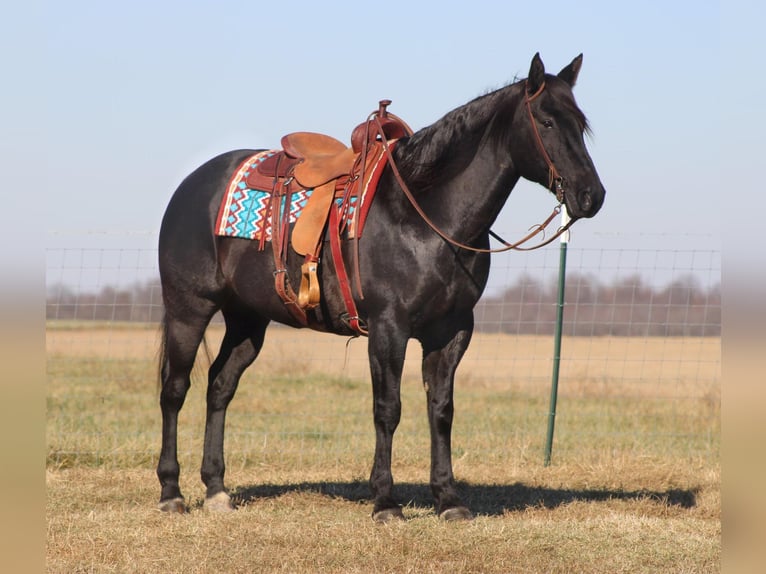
xmin=281 ymin=132 xmax=358 ymax=189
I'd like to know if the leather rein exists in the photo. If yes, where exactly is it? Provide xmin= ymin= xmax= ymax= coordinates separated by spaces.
xmin=374 ymin=80 xmax=574 ymax=254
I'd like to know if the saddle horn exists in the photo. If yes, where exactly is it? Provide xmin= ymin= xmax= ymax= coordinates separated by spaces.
xmin=351 ymin=100 xmax=413 ymax=153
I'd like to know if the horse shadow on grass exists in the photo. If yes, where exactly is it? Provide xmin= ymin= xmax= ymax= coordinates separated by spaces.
xmin=230 ymin=480 xmax=698 ymax=516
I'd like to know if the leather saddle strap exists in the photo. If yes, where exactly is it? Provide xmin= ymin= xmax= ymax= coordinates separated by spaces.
xmin=328 ymin=203 xmax=367 ymax=336
xmin=271 ymin=177 xmax=308 ymax=326
xmin=349 ymin=141 xmax=391 ymax=300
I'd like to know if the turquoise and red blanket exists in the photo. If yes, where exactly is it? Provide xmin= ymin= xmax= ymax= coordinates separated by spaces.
xmin=214 ymin=150 xmax=314 ymax=242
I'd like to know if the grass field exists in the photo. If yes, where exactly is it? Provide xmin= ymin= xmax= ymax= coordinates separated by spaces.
xmin=46 ymin=323 xmax=720 ymax=573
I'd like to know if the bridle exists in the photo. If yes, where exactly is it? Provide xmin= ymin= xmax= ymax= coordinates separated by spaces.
xmin=525 ymin=81 xmax=565 ymax=205
xmin=374 ymin=80 xmax=574 ymax=253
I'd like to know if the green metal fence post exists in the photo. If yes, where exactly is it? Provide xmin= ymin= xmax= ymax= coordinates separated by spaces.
xmin=544 ymin=209 xmax=570 ymax=466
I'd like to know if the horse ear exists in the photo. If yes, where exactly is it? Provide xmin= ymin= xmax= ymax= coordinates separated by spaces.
xmin=558 ymin=54 xmax=583 ymax=87
xmin=527 ymin=52 xmax=545 ymax=95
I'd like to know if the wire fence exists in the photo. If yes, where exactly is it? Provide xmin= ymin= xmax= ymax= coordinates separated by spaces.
xmin=45 ymin=237 xmax=721 ymax=470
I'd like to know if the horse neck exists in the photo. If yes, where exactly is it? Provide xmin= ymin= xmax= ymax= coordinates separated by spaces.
xmin=393 ymin=84 xmax=523 ymax=243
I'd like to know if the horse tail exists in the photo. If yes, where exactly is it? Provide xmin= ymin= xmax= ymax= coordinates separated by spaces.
xmin=199 ymin=332 xmax=213 ymax=373
xmin=157 ymin=312 xmax=169 ymax=395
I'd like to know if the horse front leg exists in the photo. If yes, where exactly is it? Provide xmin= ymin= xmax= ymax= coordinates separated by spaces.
xmin=367 ymin=318 xmax=408 ymax=522
xmin=421 ymin=317 xmax=474 ymax=520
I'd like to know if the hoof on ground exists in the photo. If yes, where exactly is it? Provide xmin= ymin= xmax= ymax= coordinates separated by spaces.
xmin=372 ymin=507 xmax=405 ymax=523
xmin=204 ymin=491 xmax=235 ymax=513
xmin=439 ymin=506 xmax=474 ymax=521
xmin=158 ymin=497 xmax=187 ymax=514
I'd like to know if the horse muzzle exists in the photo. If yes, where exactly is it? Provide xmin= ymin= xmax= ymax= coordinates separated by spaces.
xmin=565 ymin=185 xmax=605 ymax=219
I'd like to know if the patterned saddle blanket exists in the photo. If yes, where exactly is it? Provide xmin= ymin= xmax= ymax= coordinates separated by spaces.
xmin=215 ymin=150 xmax=313 ymax=243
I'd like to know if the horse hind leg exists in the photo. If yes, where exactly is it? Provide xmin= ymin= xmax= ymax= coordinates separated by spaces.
xmin=157 ymin=309 xmax=216 ymax=513
xmin=200 ymin=311 xmax=268 ymax=512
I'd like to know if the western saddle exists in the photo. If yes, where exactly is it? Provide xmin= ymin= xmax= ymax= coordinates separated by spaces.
xmin=247 ymin=100 xmax=412 ymax=334
xmin=246 ymin=100 xmax=410 ymax=190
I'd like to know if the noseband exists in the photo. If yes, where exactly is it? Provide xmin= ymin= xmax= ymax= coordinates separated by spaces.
xmin=374 ymin=82 xmax=573 ymax=254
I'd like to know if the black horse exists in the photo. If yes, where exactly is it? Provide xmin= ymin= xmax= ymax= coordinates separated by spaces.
xmin=157 ymin=53 xmax=605 ymax=521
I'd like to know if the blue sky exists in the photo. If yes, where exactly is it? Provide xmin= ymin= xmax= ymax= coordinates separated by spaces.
xmin=6 ymin=0 xmax=742 ymax=289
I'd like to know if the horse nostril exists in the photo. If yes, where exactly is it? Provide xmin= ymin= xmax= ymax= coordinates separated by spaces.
xmin=578 ymin=189 xmax=593 ymax=212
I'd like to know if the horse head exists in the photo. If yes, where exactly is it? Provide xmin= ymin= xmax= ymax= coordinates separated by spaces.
xmin=511 ymin=53 xmax=606 ymax=220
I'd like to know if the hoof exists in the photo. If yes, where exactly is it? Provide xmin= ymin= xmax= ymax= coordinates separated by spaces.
xmin=158 ymin=497 xmax=187 ymax=514
xmin=439 ymin=506 xmax=474 ymax=521
xmin=204 ymin=491 xmax=235 ymax=513
xmin=372 ymin=507 xmax=405 ymax=523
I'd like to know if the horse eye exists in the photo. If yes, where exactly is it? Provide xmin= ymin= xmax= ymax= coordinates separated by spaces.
xmin=542 ymin=119 xmax=554 ymax=128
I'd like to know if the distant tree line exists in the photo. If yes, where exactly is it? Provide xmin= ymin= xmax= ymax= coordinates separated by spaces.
xmin=475 ymin=273 xmax=720 ymax=336
xmin=47 ymin=280 xmax=165 ymax=324
xmin=46 ymin=273 xmax=720 ymax=337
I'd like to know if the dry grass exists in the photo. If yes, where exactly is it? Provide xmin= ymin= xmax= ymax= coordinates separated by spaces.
xmin=45 ymin=322 xmax=720 ymax=390
xmin=46 ymin=323 xmax=720 ymax=573
xmin=46 ymin=465 xmax=720 ymax=573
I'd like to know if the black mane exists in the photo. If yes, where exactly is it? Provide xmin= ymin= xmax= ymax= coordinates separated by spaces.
xmin=395 ymin=83 xmax=520 ymax=190
xmin=395 ymin=75 xmax=589 ymax=191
